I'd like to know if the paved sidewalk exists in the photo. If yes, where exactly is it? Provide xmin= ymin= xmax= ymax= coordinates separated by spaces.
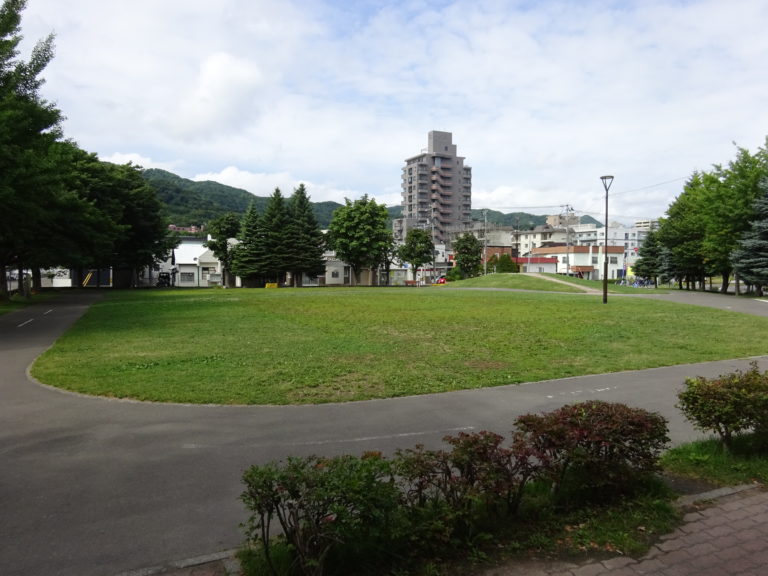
xmin=143 ymin=484 xmax=768 ymax=576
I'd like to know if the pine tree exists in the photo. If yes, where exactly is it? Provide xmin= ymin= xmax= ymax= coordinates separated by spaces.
xmin=633 ymin=230 xmax=663 ymax=287
xmin=286 ymin=183 xmax=325 ymax=287
xmin=732 ymin=183 xmax=768 ymax=296
xmin=259 ymin=188 xmax=290 ymax=284
xmin=230 ymin=201 xmax=265 ymax=287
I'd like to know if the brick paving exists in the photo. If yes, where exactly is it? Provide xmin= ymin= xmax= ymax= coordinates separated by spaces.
xmin=481 ymin=484 xmax=768 ymax=576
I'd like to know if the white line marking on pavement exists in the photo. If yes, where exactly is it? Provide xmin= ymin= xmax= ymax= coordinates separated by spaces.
xmin=17 ymin=319 xmax=34 ymax=328
xmin=288 ymin=426 xmax=476 ymax=447
xmin=43 ymin=309 xmax=54 ymax=315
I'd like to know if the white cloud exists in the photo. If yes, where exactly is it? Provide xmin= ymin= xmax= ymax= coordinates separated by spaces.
xmin=16 ymin=0 xmax=768 ymax=223
xmin=99 ymin=152 xmax=179 ymax=172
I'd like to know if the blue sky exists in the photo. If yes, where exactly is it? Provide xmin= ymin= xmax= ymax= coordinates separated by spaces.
xmin=19 ymin=0 xmax=768 ymax=224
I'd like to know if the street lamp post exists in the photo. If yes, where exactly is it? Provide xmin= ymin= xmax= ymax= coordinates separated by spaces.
xmin=600 ymin=175 xmax=614 ymax=304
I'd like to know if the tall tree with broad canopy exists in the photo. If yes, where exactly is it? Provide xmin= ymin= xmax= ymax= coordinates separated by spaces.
xmin=700 ymin=143 xmax=768 ymax=293
xmin=106 ymin=162 xmax=176 ymax=287
xmin=328 ymin=195 xmax=390 ymax=285
xmin=453 ymin=233 xmax=483 ymax=278
xmin=397 ymin=228 xmax=434 ymax=282
xmin=286 ymin=183 xmax=325 ymax=287
xmin=656 ymin=173 xmax=709 ymax=290
xmin=0 ymin=0 xmax=62 ymax=299
xmin=731 ymin=181 xmax=768 ymax=297
xmin=205 ymin=212 xmax=241 ymax=287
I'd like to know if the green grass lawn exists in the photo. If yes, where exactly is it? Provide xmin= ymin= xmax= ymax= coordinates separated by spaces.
xmin=31 ymin=287 xmax=768 ymax=404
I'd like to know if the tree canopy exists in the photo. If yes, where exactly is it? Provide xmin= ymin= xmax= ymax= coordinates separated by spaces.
xmin=0 ymin=0 xmax=175 ymax=297
xmin=397 ymin=228 xmax=434 ymax=281
xmin=328 ymin=195 xmax=390 ymax=285
xmin=452 ymin=233 xmax=483 ymax=278
xmin=731 ymin=180 xmax=768 ymax=296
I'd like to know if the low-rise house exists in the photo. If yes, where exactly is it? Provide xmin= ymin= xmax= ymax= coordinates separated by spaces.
xmin=532 ymin=245 xmax=626 ymax=280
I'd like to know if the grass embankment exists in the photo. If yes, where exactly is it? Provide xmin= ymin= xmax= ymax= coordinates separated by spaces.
xmin=0 ymin=291 xmax=55 ymax=315
xmin=441 ymin=273 xmax=586 ymax=292
xmin=31 ymin=286 xmax=768 ymax=404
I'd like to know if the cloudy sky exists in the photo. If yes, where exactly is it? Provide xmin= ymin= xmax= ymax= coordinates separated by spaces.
xmin=18 ymin=0 xmax=768 ymax=224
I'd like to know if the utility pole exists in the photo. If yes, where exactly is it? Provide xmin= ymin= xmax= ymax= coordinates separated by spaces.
xmin=483 ymin=209 xmax=488 ymax=275
xmin=561 ymin=204 xmax=573 ymax=276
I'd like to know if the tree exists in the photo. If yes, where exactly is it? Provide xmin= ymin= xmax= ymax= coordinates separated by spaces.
xmin=632 ymin=230 xmax=663 ymax=287
xmin=379 ymin=231 xmax=397 ymax=286
xmin=286 ymin=183 xmax=325 ymax=287
xmin=205 ymin=212 xmax=241 ymax=287
xmin=257 ymin=188 xmax=291 ymax=284
xmin=328 ymin=195 xmax=390 ymax=285
xmin=700 ymin=143 xmax=768 ymax=292
xmin=656 ymin=173 xmax=709 ymax=290
xmin=104 ymin=162 xmax=174 ymax=287
xmin=230 ymin=201 xmax=265 ymax=287
xmin=397 ymin=228 xmax=434 ymax=282
xmin=0 ymin=0 xmax=63 ymax=298
xmin=487 ymin=253 xmax=518 ymax=273
xmin=453 ymin=233 xmax=483 ymax=278
xmin=731 ymin=181 xmax=768 ymax=296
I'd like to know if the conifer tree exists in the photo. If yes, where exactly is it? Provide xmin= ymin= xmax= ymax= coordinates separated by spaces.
xmin=259 ymin=188 xmax=290 ymax=284
xmin=230 ymin=201 xmax=265 ymax=287
xmin=286 ymin=183 xmax=325 ymax=287
xmin=732 ymin=182 xmax=768 ymax=296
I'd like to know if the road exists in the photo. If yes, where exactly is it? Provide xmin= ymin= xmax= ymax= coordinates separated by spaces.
xmin=1 ymin=289 xmax=767 ymax=576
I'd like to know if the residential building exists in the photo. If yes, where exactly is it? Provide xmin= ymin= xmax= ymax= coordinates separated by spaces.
xmin=394 ymin=131 xmax=472 ymax=245
xmin=532 ymin=244 xmax=626 ymax=280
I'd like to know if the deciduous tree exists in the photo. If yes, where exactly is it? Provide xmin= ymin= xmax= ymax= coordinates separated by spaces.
xmin=205 ymin=212 xmax=241 ymax=287
xmin=0 ymin=0 xmax=62 ymax=298
xmin=453 ymin=233 xmax=483 ymax=278
xmin=328 ymin=195 xmax=390 ymax=285
xmin=397 ymin=228 xmax=434 ymax=282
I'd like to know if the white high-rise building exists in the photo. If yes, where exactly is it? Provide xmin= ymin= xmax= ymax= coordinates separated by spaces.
xmin=394 ymin=131 xmax=472 ymax=244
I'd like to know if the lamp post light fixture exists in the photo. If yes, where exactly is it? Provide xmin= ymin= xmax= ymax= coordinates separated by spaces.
xmin=600 ymin=175 xmax=614 ymax=304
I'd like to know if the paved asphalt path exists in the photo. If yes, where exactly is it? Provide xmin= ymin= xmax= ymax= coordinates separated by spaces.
xmin=2 ymin=289 xmax=768 ymax=576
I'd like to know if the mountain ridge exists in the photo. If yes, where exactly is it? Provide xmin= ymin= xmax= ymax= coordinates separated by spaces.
xmin=141 ymin=168 xmax=598 ymax=231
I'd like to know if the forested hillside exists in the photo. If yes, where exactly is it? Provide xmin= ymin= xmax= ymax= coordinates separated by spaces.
xmin=142 ymin=168 xmax=565 ymax=231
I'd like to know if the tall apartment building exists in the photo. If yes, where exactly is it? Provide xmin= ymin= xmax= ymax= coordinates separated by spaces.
xmin=393 ymin=131 xmax=472 ymax=245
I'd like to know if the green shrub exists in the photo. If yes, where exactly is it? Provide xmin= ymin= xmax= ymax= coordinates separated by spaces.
xmin=677 ymin=362 xmax=768 ymax=449
xmin=393 ymin=431 xmax=537 ymax=549
xmin=241 ymin=453 xmax=404 ymax=576
xmin=240 ymin=402 xmax=669 ymax=575
xmin=513 ymin=401 xmax=669 ymax=501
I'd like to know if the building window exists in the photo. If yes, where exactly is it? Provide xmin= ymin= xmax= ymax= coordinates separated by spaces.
xmin=609 ymin=257 xmax=618 ymax=264
xmin=180 ymin=272 xmax=194 ymax=282
xmin=592 ymin=257 xmax=598 ymax=264
xmin=331 ymin=270 xmax=339 ymax=278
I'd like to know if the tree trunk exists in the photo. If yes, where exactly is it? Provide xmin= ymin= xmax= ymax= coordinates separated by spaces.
xmin=0 ymin=264 xmax=8 ymax=300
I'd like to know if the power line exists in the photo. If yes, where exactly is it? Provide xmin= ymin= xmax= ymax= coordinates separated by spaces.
xmin=609 ymin=176 xmax=686 ymax=197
